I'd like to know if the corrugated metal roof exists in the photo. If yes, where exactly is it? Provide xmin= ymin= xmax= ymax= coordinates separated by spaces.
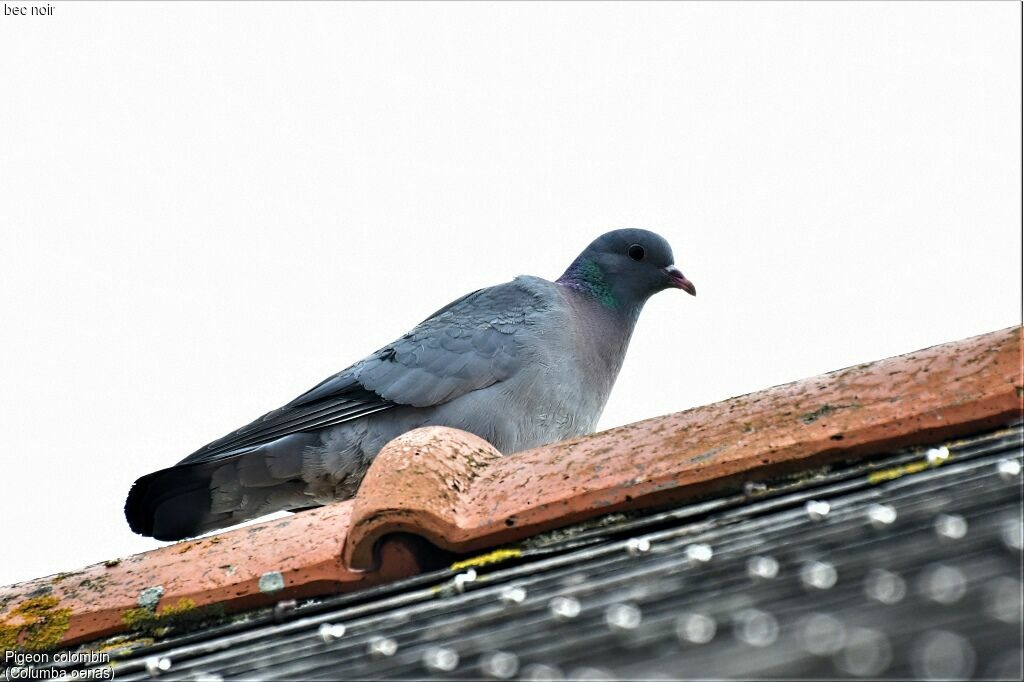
xmin=41 ymin=423 xmax=1022 ymax=681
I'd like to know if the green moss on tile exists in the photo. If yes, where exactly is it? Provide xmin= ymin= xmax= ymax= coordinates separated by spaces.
xmin=121 ymin=598 xmax=227 ymax=638
xmin=0 ymin=595 xmax=72 ymax=651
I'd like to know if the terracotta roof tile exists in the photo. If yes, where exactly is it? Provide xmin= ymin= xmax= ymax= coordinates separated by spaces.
xmin=95 ymin=424 xmax=1024 ymax=680
xmin=0 ymin=504 xmax=424 ymax=650
xmin=344 ymin=325 xmax=1022 ymax=567
xmin=1 ymin=325 xmax=1020 ymax=650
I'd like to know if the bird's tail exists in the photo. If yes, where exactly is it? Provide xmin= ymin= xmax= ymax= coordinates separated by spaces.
xmin=125 ymin=436 xmax=319 ymax=540
xmin=124 ymin=462 xmax=232 ymax=540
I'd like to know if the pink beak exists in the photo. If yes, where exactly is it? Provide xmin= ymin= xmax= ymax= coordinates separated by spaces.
xmin=665 ymin=265 xmax=696 ymax=296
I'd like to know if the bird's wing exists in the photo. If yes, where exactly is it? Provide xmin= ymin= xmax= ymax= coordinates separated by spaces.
xmin=178 ymin=377 xmax=393 ymax=465
xmin=179 ymin=277 xmax=551 ymax=465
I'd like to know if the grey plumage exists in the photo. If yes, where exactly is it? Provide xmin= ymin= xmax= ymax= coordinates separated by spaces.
xmin=125 ymin=229 xmax=696 ymax=540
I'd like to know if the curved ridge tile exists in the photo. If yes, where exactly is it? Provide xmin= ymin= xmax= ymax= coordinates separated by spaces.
xmin=345 ymin=326 xmax=1022 ymax=561
xmin=345 ymin=427 xmax=503 ymax=569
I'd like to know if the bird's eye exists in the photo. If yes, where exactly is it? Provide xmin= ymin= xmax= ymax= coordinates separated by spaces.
xmin=627 ymin=244 xmax=646 ymax=261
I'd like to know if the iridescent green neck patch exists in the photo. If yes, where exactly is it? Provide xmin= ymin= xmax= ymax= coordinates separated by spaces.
xmin=562 ymin=257 xmax=619 ymax=310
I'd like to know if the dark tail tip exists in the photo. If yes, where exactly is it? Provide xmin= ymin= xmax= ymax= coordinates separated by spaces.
xmin=124 ymin=464 xmax=217 ymax=541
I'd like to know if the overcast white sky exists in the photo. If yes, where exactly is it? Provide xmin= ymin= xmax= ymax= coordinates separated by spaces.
xmin=0 ymin=2 xmax=1020 ymax=587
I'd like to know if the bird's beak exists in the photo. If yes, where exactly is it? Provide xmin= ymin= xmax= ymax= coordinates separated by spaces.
xmin=665 ymin=265 xmax=696 ymax=296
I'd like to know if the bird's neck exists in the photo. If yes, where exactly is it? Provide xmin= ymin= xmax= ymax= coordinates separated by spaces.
xmin=557 ymin=274 xmax=644 ymax=407
xmin=557 ymin=256 xmax=625 ymax=313
xmin=557 ymin=256 xmax=646 ymax=321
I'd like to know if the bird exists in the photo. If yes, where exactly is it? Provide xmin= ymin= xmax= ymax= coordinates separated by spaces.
xmin=125 ymin=228 xmax=696 ymax=540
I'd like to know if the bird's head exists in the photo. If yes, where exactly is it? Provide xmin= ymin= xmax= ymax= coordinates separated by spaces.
xmin=558 ymin=228 xmax=696 ymax=311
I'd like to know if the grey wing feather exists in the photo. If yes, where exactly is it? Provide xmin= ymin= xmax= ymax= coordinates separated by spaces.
xmin=179 ymin=378 xmax=394 ymax=465
xmin=180 ymin=277 xmax=550 ymax=464
xmin=352 ymin=279 xmax=548 ymax=406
